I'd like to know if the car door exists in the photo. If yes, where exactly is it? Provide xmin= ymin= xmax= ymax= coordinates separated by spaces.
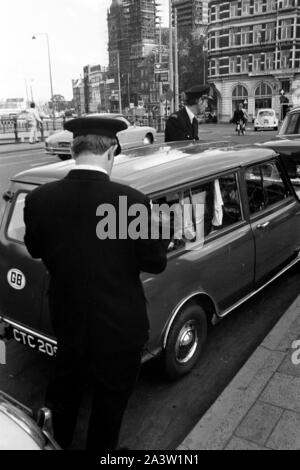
xmin=0 ymin=188 xmax=47 ymax=332
xmin=244 ymin=159 xmax=300 ymax=286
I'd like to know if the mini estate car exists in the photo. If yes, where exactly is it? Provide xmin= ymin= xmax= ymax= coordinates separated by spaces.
xmin=0 ymin=141 xmax=300 ymax=379
xmin=45 ymin=113 xmax=156 ymax=160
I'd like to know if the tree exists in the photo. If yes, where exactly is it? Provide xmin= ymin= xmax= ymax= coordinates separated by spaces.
xmin=177 ymin=29 xmax=206 ymax=93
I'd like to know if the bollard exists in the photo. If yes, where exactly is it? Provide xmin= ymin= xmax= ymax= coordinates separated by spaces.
xmin=40 ymin=123 xmax=44 ymax=142
xmin=13 ymin=116 xmax=19 ymax=143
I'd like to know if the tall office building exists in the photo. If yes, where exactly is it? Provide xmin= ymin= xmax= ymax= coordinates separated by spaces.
xmin=172 ymin=0 xmax=209 ymax=36
xmin=208 ymin=0 xmax=300 ymax=121
xmin=107 ymin=0 xmax=158 ymax=108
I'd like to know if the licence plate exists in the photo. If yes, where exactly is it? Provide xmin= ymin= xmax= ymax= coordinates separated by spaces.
xmin=12 ymin=328 xmax=57 ymax=357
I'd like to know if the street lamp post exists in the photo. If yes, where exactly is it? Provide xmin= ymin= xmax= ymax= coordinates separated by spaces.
xmin=32 ymin=33 xmax=55 ymax=129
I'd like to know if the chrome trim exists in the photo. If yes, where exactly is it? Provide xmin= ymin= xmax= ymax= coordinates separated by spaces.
xmin=163 ymin=291 xmax=218 ymax=348
xmin=0 ymin=402 xmax=45 ymax=449
xmin=163 ymin=253 xmax=300 ymax=348
xmin=0 ymin=319 xmax=57 ymax=345
xmin=219 ymin=254 xmax=300 ymax=319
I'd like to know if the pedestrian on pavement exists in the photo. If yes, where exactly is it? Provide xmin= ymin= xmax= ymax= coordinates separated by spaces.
xmin=165 ymin=85 xmax=212 ymax=142
xmin=23 ymin=115 xmax=169 ymax=450
xmin=28 ymin=102 xmax=42 ymax=144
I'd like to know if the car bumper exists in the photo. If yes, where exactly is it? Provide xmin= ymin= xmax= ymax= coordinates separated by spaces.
xmin=45 ymin=146 xmax=71 ymax=155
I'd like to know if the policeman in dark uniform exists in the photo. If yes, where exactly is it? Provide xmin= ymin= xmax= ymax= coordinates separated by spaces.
xmin=23 ymin=116 xmax=169 ymax=450
xmin=165 ymin=85 xmax=212 ymax=142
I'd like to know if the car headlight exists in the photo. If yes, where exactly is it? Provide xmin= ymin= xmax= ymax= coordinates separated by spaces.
xmin=296 ymin=165 xmax=300 ymax=177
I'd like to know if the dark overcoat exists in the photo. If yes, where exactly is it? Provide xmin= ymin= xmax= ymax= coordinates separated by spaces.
xmin=165 ymin=107 xmax=199 ymax=142
xmin=23 ymin=169 xmax=168 ymax=354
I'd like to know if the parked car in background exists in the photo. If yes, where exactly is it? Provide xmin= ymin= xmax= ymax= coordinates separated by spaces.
xmin=254 ymin=108 xmax=279 ymax=131
xmin=0 ymin=391 xmax=60 ymax=450
xmin=1 ymin=141 xmax=300 ymax=380
xmin=45 ymin=113 xmax=156 ymax=160
xmin=258 ymin=106 xmax=300 ymax=197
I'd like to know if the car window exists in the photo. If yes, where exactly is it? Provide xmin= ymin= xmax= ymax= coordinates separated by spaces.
xmin=190 ymin=173 xmax=242 ymax=238
xmin=258 ymin=111 xmax=273 ymax=117
xmin=7 ymin=193 xmax=26 ymax=242
xmin=281 ymin=112 xmax=300 ymax=135
xmin=245 ymin=161 xmax=291 ymax=215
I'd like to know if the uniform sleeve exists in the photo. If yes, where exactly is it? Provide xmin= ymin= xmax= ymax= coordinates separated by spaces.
xmin=135 ymin=196 xmax=169 ymax=274
xmin=165 ymin=114 xmax=187 ymax=142
xmin=23 ymin=193 xmax=43 ymax=259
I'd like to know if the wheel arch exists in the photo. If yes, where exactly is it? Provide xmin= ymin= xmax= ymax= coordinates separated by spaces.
xmin=162 ymin=292 xmax=218 ymax=349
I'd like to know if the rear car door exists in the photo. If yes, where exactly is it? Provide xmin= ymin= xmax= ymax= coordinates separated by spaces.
xmin=0 ymin=187 xmax=47 ymax=334
xmin=244 ymin=159 xmax=300 ymax=286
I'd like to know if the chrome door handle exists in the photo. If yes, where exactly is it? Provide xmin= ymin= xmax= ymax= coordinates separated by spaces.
xmin=256 ymin=221 xmax=270 ymax=229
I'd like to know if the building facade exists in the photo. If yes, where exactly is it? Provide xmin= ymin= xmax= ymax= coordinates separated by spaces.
xmin=173 ymin=0 xmax=209 ymax=36
xmin=107 ymin=0 xmax=160 ymax=110
xmin=208 ymin=0 xmax=300 ymax=121
xmin=72 ymin=65 xmax=110 ymax=116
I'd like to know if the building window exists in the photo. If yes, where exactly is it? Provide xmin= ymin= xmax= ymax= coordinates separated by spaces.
xmin=280 ymin=80 xmax=290 ymax=93
xmin=230 ymin=1 xmax=239 ymax=17
xmin=265 ymin=22 xmax=276 ymax=42
xmin=255 ymin=83 xmax=273 ymax=111
xmin=232 ymin=85 xmax=248 ymax=113
xmin=230 ymin=28 xmax=239 ymax=46
xmin=254 ymin=0 xmax=263 ymax=13
xmin=241 ymin=56 xmax=249 ymax=73
xmin=281 ymin=0 xmax=295 ymax=8
xmin=265 ymin=52 xmax=274 ymax=70
xmin=280 ymin=50 xmax=291 ymax=68
xmin=230 ymin=57 xmax=238 ymax=74
xmin=281 ymin=19 xmax=293 ymax=39
xmin=253 ymin=54 xmax=261 ymax=72
xmin=241 ymin=27 xmax=251 ymax=45
xmin=242 ymin=0 xmax=250 ymax=15
xmin=267 ymin=0 xmax=276 ymax=11
xmin=253 ymin=25 xmax=263 ymax=44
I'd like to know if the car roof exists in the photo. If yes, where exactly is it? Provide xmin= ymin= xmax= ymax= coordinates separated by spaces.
xmin=257 ymin=108 xmax=275 ymax=112
xmin=287 ymin=106 xmax=300 ymax=114
xmin=12 ymin=141 xmax=277 ymax=195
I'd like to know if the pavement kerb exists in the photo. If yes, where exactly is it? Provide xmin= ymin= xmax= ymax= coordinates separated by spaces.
xmin=178 ymin=292 xmax=300 ymax=450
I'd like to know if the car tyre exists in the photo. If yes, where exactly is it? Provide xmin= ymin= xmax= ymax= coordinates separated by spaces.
xmin=144 ymin=133 xmax=154 ymax=145
xmin=163 ymin=303 xmax=207 ymax=380
xmin=254 ymin=127 xmax=258 ymax=132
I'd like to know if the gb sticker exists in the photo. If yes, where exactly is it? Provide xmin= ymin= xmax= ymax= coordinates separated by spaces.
xmin=7 ymin=269 xmax=26 ymax=290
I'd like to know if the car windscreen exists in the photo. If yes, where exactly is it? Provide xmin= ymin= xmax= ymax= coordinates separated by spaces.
xmin=258 ymin=111 xmax=274 ymax=117
xmin=280 ymin=112 xmax=300 ymax=135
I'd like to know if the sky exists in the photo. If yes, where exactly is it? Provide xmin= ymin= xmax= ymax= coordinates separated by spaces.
xmin=1 ymin=0 xmax=168 ymax=103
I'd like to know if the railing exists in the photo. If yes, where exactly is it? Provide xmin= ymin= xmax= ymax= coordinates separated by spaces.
xmin=0 ymin=117 xmax=64 ymax=142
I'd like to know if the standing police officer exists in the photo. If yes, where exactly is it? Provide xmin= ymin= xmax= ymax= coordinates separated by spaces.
xmin=23 ymin=116 xmax=169 ymax=450
xmin=165 ymin=85 xmax=212 ymax=142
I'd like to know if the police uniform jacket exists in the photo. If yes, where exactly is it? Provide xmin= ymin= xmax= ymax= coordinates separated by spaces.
xmin=23 ymin=170 xmax=168 ymax=354
xmin=165 ymin=107 xmax=199 ymax=142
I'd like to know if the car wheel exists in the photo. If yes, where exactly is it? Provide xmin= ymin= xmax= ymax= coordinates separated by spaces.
xmin=254 ymin=127 xmax=258 ymax=132
xmin=163 ymin=303 xmax=207 ymax=380
xmin=58 ymin=154 xmax=72 ymax=161
xmin=274 ymin=127 xmax=278 ymax=131
xmin=144 ymin=133 xmax=154 ymax=145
